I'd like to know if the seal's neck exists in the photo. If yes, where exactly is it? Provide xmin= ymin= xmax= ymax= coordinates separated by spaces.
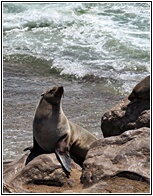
xmin=36 ymin=97 xmax=63 ymax=118
xmin=52 ymin=102 xmax=63 ymax=115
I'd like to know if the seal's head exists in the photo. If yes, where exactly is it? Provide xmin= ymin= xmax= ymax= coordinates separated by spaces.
xmin=41 ymin=86 xmax=64 ymax=105
xmin=128 ymin=76 xmax=150 ymax=101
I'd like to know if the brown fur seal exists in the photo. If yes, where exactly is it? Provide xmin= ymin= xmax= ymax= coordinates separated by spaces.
xmin=24 ymin=86 xmax=97 ymax=173
xmin=128 ymin=75 xmax=150 ymax=101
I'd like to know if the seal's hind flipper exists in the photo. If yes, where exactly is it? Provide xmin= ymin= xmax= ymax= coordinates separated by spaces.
xmin=55 ymin=134 xmax=71 ymax=173
xmin=23 ymin=146 xmax=33 ymax=151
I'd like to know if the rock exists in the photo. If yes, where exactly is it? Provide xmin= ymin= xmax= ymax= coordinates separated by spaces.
xmin=3 ymin=152 xmax=82 ymax=193
xmin=3 ymin=181 xmax=31 ymax=193
xmin=81 ymin=128 xmax=150 ymax=187
xmin=101 ymin=98 xmax=150 ymax=137
xmin=3 ymin=151 xmax=30 ymax=183
xmin=3 ymin=128 xmax=150 ymax=193
xmin=81 ymin=176 xmax=150 ymax=193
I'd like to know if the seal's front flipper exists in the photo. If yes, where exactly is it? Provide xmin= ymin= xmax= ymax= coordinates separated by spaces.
xmin=55 ymin=149 xmax=71 ymax=173
xmin=55 ymin=134 xmax=71 ymax=173
xmin=24 ymin=137 xmax=45 ymax=165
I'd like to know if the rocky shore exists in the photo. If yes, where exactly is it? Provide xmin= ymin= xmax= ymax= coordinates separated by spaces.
xmin=3 ymin=77 xmax=150 ymax=193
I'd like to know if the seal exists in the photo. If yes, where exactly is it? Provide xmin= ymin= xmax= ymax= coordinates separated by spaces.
xmin=24 ymin=86 xmax=97 ymax=173
xmin=128 ymin=75 xmax=150 ymax=101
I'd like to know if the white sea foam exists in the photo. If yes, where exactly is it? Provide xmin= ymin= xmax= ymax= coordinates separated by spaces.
xmin=3 ymin=2 xmax=150 ymax=92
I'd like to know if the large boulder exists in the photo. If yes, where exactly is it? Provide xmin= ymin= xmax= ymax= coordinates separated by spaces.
xmin=101 ymin=98 xmax=150 ymax=137
xmin=81 ymin=128 xmax=150 ymax=187
xmin=3 ymin=152 xmax=82 ymax=193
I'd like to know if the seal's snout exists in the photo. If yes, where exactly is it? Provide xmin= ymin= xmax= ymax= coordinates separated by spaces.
xmin=58 ymin=85 xmax=63 ymax=90
xmin=56 ymin=86 xmax=64 ymax=98
xmin=58 ymin=86 xmax=64 ymax=94
xmin=128 ymin=92 xmax=135 ymax=101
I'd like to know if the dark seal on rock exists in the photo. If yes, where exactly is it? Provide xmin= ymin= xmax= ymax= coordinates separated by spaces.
xmin=128 ymin=75 xmax=150 ymax=101
xmin=24 ymin=86 xmax=97 ymax=174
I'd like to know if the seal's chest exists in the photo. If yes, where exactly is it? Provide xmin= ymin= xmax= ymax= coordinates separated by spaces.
xmin=33 ymin=120 xmax=62 ymax=152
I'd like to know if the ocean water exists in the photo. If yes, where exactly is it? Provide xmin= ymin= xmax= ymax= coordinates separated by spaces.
xmin=3 ymin=2 xmax=150 ymax=161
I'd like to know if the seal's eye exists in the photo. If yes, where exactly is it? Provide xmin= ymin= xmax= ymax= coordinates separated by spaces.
xmin=49 ymin=89 xmax=55 ymax=94
xmin=49 ymin=90 xmax=53 ymax=93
